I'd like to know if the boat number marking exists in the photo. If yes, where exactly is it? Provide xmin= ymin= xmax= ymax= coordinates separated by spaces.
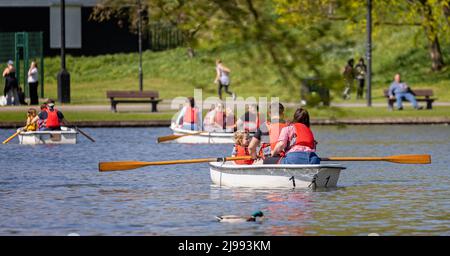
xmin=325 ymin=176 xmax=331 ymax=187
xmin=289 ymin=176 xmax=296 ymax=188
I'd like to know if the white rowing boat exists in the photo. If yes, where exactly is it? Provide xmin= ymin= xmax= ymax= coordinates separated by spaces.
xmin=209 ymin=162 xmax=345 ymax=189
xmin=18 ymin=126 xmax=78 ymax=145
xmin=170 ymin=124 xmax=269 ymax=144
xmin=170 ymin=124 xmax=235 ymax=144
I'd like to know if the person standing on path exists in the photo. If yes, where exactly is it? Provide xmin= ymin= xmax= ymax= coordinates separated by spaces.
xmin=354 ymin=58 xmax=367 ymax=100
xmin=2 ymin=60 xmax=19 ymax=106
xmin=215 ymin=59 xmax=236 ymax=100
xmin=27 ymin=61 xmax=39 ymax=105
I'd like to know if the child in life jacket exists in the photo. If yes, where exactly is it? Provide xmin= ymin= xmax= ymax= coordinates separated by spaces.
xmin=24 ymin=108 xmax=38 ymax=131
xmin=232 ymin=131 xmax=254 ymax=165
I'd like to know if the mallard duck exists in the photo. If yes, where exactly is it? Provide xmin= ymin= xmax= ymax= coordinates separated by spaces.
xmin=215 ymin=211 xmax=264 ymax=223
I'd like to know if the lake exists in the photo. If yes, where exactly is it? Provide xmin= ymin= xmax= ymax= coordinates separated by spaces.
xmin=0 ymin=125 xmax=449 ymax=235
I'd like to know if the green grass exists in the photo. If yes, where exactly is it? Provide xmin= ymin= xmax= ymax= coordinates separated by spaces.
xmin=2 ymin=106 xmax=449 ymax=123
xmin=28 ymin=25 xmax=447 ymax=105
xmin=0 ymin=111 xmax=176 ymax=122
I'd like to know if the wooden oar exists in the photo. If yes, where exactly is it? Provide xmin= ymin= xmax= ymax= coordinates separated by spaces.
xmin=63 ymin=119 xmax=95 ymax=142
xmin=2 ymin=127 xmax=24 ymax=144
xmin=157 ymin=131 xmax=203 ymax=143
xmin=320 ymin=154 xmax=431 ymax=164
xmin=99 ymin=156 xmax=252 ymax=172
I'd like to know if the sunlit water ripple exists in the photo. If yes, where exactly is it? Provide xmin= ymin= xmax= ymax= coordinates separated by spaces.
xmin=0 ymin=125 xmax=449 ymax=235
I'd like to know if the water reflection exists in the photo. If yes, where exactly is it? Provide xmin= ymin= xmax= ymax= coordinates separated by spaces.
xmin=0 ymin=125 xmax=449 ymax=235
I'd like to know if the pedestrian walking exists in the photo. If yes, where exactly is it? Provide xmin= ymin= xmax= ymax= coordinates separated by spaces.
xmin=354 ymin=58 xmax=367 ymax=99
xmin=214 ymin=59 xmax=236 ymax=100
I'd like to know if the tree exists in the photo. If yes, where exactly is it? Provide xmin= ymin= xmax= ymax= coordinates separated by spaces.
xmin=275 ymin=0 xmax=448 ymax=71
xmin=91 ymin=0 xmax=348 ymax=98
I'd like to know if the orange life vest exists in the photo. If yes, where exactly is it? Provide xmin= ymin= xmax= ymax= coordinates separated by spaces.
xmin=292 ymin=123 xmax=315 ymax=149
xmin=258 ymin=121 xmax=288 ymax=158
xmin=267 ymin=121 xmax=288 ymax=150
xmin=45 ymin=108 xmax=60 ymax=128
xmin=183 ymin=106 xmax=198 ymax=124
xmin=234 ymin=145 xmax=254 ymax=165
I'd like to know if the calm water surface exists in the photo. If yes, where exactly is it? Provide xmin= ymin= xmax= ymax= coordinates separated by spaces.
xmin=0 ymin=125 xmax=449 ymax=235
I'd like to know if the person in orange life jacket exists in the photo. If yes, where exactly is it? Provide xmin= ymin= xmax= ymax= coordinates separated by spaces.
xmin=175 ymin=97 xmax=202 ymax=131
xmin=236 ymin=104 xmax=263 ymax=133
xmin=248 ymin=103 xmax=287 ymax=164
xmin=272 ymin=108 xmax=320 ymax=164
xmin=231 ymin=131 xmax=254 ymax=165
xmin=34 ymin=99 xmax=64 ymax=131
xmin=24 ymin=108 xmax=38 ymax=131
xmin=204 ymin=102 xmax=226 ymax=132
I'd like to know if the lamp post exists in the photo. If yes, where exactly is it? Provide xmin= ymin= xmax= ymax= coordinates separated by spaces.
xmin=57 ymin=0 xmax=70 ymax=103
xmin=138 ymin=0 xmax=143 ymax=91
xmin=366 ymin=0 xmax=372 ymax=107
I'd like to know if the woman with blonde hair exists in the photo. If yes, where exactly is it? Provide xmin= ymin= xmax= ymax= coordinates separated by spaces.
xmin=25 ymin=108 xmax=38 ymax=131
xmin=27 ymin=61 xmax=39 ymax=105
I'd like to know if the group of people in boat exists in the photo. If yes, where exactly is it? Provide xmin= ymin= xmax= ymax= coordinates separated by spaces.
xmin=174 ymin=97 xmax=261 ymax=133
xmin=174 ymin=97 xmax=319 ymax=165
xmin=232 ymin=103 xmax=319 ymax=165
xmin=22 ymin=99 xmax=65 ymax=132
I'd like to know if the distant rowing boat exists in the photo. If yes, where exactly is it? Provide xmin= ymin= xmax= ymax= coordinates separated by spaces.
xmin=170 ymin=124 xmax=234 ymax=144
xmin=169 ymin=123 xmax=268 ymax=144
xmin=18 ymin=126 xmax=78 ymax=145
xmin=209 ymin=162 xmax=345 ymax=189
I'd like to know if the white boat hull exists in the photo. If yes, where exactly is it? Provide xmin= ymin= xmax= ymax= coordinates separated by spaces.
xmin=209 ymin=162 xmax=345 ymax=189
xmin=170 ymin=124 xmax=267 ymax=144
xmin=18 ymin=127 xmax=78 ymax=145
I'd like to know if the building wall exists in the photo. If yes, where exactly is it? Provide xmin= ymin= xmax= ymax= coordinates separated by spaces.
xmin=0 ymin=7 xmax=144 ymax=56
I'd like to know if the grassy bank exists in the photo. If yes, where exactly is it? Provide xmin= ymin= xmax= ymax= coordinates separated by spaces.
xmin=30 ymin=25 xmax=448 ymax=105
xmin=2 ymin=106 xmax=450 ymax=123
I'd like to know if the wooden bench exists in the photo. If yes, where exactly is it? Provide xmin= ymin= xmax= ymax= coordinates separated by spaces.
xmin=106 ymin=91 xmax=162 ymax=112
xmin=383 ymin=89 xmax=436 ymax=110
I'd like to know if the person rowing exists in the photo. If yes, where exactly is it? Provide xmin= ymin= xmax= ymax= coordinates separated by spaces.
xmin=271 ymin=107 xmax=320 ymax=164
xmin=236 ymin=104 xmax=263 ymax=133
xmin=31 ymin=99 xmax=64 ymax=131
xmin=248 ymin=102 xmax=287 ymax=164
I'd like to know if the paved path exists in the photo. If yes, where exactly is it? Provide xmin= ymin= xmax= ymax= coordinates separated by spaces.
xmin=1 ymin=100 xmax=449 ymax=112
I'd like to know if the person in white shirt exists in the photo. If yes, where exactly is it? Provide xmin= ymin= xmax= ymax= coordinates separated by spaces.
xmin=27 ymin=61 xmax=39 ymax=105
xmin=214 ymin=59 xmax=236 ymax=100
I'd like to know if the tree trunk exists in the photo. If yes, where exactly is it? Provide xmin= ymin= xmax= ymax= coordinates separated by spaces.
xmin=427 ymin=35 xmax=445 ymax=71
xmin=421 ymin=1 xmax=445 ymax=71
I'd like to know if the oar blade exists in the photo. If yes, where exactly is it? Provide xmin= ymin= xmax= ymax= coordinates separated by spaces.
xmin=99 ymin=161 xmax=150 ymax=172
xmin=157 ymin=132 xmax=203 ymax=143
xmin=2 ymin=131 xmax=20 ymax=144
xmin=386 ymin=154 xmax=431 ymax=164
xmin=157 ymin=134 xmax=181 ymax=143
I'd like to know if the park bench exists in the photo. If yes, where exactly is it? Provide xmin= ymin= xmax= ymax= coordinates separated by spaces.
xmin=383 ymin=89 xmax=436 ymax=110
xmin=106 ymin=90 xmax=162 ymax=112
